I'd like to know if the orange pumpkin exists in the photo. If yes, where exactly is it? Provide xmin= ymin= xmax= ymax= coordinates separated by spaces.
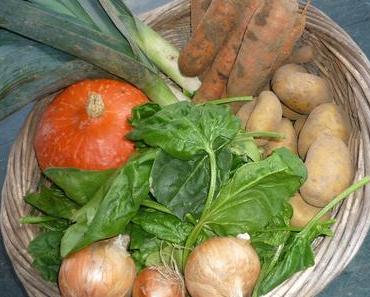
xmin=34 ymin=79 xmax=148 ymax=171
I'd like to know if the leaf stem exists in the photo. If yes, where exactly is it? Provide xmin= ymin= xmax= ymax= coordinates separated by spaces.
xmin=20 ymin=216 xmax=58 ymax=224
xmin=182 ymin=220 xmax=204 ymax=268
xmin=141 ymin=199 xmax=173 ymax=215
xmin=182 ymin=148 xmax=218 ymax=268
xmin=202 ymin=149 xmax=218 ymax=214
xmin=244 ymin=131 xmax=285 ymax=139
xmin=303 ymin=177 xmax=370 ymax=234
xmin=197 ymin=96 xmax=253 ymax=105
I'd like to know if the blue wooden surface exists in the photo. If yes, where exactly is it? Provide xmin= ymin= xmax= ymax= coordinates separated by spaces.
xmin=1 ymin=1 xmax=370 ymax=296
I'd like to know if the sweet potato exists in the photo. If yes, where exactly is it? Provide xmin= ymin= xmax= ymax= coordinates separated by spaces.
xmin=191 ymin=0 xmax=211 ymax=31
xmin=193 ymin=0 xmax=262 ymax=102
xmin=179 ymin=0 xmax=243 ymax=77
xmin=272 ymin=1 xmax=310 ymax=70
xmin=227 ymin=0 xmax=298 ymax=97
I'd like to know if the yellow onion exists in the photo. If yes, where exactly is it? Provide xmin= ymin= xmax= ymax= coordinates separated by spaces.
xmin=58 ymin=235 xmax=136 ymax=297
xmin=185 ymin=236 xmax=261 ymax=297
xmin=132 ymin=266 xmax=185 ymax=297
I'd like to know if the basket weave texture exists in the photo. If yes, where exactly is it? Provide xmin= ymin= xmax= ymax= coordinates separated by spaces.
xmin=2 ymin=1 xmax=370 ymax=296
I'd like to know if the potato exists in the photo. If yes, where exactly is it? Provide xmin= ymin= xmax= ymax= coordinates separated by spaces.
xmin=272 ymin=64 xmax=332 ymax=114
xmin=287 ymin=45 xmax=315 ymax=65
xmin=246 ymin=91 xmax=282 ymax=145
xmin=300 ymin=135 xmax=354 ymax=208
xmin=236 ymin=100 xmax=257 ymax=129
xmin=273 ymin=63 xmax=307 ymax=77
xmin=294 ymin=117 xmax=307 ymax=137
xmin=289 ymin=193 xmax=330 ymax=228
xmin=265 ymin=118 xmax=297 ymax=156
xmin=281 ymin=102 xmax=305 ymax=120
xmin=298 ymin=103 xmax=351 ymax=159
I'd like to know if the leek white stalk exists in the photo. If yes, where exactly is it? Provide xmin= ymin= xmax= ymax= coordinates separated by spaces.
xmin=134 ymin=19 xmax=201 ymax=95
xmin=98 ymin=0 xmax=201 ymax=96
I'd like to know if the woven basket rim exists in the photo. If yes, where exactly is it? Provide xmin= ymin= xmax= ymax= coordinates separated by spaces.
xmin=2 ymin=1 xmax=370 ymax=297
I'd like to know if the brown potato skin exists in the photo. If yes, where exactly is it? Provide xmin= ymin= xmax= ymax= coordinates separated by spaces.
xmin=289 ymin=193 xmax=330 ymax=228
xmin=300 ymin=135 xmax=354 ymax=208
xmin=298 ymin=103 xmax=351 ymax=159
xmin=265 ymin=118 xmax=297 ymax=156
xmin=273 ymin=63 xmax=307 ymax=77
xmin=294 ymin=117 xmax=307 ymax=137
xmin=272 ymin=65 xmax=332 ymax=114
xmin=281 ymin=102 xmax=305 ymax=120
xmin=237 ymin=100 xmax=257 ymax=129
xmin=287 ymin=45 xmax=315 ymax=64
xmin=246 ymin=91 xmax=282 ymax=145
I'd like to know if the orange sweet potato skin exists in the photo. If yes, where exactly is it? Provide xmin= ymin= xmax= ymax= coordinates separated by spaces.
xmin=193 ymin=0 xmax=262 ymax=103
xmin=227 ymin=0 xmax=298 ymax=97
xmin=179 ymin=0 xmax=243 ymax=77
xmin=191 ymin=0 xmax=212 ymax=31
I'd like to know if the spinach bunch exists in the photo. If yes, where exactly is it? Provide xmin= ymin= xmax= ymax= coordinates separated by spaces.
xmin=22 ymin=101 xmax=368 ymax=296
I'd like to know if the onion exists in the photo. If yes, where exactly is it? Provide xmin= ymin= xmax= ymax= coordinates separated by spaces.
xmin=58 ymin=235 xmax=136 ymax=297
xmin=185 ymin=236 xmax=261 ymax=297
xmin=132 ymin=266 xmax=185 ymax=297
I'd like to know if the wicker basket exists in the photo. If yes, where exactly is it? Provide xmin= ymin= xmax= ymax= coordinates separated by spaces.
xmin=2 ymin=0 xmax=370 ymax=296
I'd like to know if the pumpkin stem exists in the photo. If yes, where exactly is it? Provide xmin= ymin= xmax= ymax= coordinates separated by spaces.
xmin=87 ymin=92 xmax=105 ymax=118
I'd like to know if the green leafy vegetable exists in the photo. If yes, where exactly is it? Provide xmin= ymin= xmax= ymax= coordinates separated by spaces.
xmin=130 ymin=103 xmax=162 ymax=127
xmin=150 ymin=148 xmax=233 ymax=219
xmin=0 ymin=0 xmax=179 ymax=106
xmin=44 ymin=168 xmax=115 ymax=205
xmin=205 ymin=148 xmax=306 ymax=235
xmin=128 ymin=224 xmax=160 ymax=270
xmin=182 ymin=148 xmax=306 ymax=265
xmin=132 ymin=208 xmax=193 ymax=244
xmin=128 ymin=102 xmax=240 ymax=160
xmin=229 ymin=130 xmax=261 ymax=162
xmin=252 ymin=176 xmax=370 ymax=296
xmin=98 ymin=0 xmax=201 ymax=94
xmin=60 ymin=150 xmax=156 ymax=257
xmin=24 ymin=185 xmax=79 ymax=219
xmin=0 ymin=30 xmax=108 ymax=120
xmin=28 ymin=231 xmax=64 ymax=282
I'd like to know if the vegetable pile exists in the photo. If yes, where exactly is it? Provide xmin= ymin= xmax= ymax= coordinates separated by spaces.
xmin=0 ymin=0 xmax=368 ymax=297
xmin=22 ymin=96 xmax=368 ymax=297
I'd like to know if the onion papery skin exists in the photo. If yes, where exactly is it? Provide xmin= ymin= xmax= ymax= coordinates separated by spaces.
xmin=185 ymin=237 xmax=261 ymax=297
xmin=132 ymin=266 xmax=185 ymax=297
xmin=58 ymin=236 xmax=136 ymax=297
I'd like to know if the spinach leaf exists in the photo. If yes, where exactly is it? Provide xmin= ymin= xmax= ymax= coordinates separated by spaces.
xmin=251 ymin=202 xmax=294 ymax=259
xmin=20 ymin=215 xmax=69 ymax=227
xmin=130 ymin=102 xmax=161 ymax=126
xmin=60 ymin=150 xmax=156 ymax=257
xmin=24 ymin=185 xmax=79 ymax=219
xmin=45 ymin=168 xmax=115 ymax=205
xmin=128 ymin=224 xmax=160 ymax=270
xmin=28 ymin=231 xmax=64 ymax=282
xmin=258 ymin=221 xmax=334 ymax=295
xmin=229 ymin=130 xmax=261 ymax=162
xmin=132 ymin=208 xmax=193 ymax=244
xmin=204 ymin=148 xmax=307 ymax=236
xmin=128 ymin=102 xmax=240 ymax=159
xmin=150 ymin=147 xmax=233 ymax=219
